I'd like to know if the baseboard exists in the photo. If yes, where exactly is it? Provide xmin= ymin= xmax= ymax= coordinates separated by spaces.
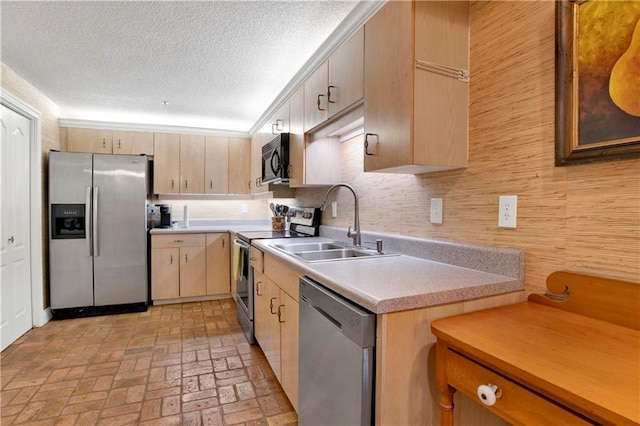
xmin=36 ymin=307 xmax=52 ymax=327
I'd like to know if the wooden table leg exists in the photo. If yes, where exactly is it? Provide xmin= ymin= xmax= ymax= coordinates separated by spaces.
xmin=436 ymin=339 xmax=456 ymax=426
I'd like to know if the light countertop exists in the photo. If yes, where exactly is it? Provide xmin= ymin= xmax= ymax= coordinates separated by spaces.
xmin=254 ymin=236 xmax=524 ymax=314
xmin=149 ymin=219 xmax=272 ymax=234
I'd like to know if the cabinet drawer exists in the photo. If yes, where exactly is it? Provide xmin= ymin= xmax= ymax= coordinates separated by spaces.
xmin=446 ymin=350 xmax=591 ymax=425
xmin=264 ymin=254 xmax=300 ymax=301
xmin=152 ymin=233 xmax=206 ymax=248
xmin=250 ymin=246 xmax=264 ymax=273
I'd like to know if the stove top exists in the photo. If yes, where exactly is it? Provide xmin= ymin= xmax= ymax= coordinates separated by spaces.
xmin=236 ymin=206 xmax=321 ymax=243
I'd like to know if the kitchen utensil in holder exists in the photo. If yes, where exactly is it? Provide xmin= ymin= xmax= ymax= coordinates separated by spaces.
xmin=272 ymin=216 xmax=285 ymax=230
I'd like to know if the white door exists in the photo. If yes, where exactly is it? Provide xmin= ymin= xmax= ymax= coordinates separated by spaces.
xmin=1 ymin=104 xmax=33 ymax=351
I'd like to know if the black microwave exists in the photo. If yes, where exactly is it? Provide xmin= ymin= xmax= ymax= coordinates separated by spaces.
xmin=261 ymin=133 xmax=290 ymax=185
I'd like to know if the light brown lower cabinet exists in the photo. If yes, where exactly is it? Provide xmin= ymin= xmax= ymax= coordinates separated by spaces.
xmin=152 ymin=233 xmax=230 ymax=301
xmin=254 ymin=250 xmax=299 ymax=411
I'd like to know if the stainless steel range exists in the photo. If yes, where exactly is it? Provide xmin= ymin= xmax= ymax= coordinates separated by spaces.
xmin=234 ymin=206 xmax=320 ymax=344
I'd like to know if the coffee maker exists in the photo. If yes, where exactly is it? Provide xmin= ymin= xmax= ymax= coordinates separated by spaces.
xmin=158 ymin=204 xmax=171 ymax=228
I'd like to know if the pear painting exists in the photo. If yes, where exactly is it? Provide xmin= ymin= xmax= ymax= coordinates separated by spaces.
xmin=609 ymin=18 xmax=640 ymax=117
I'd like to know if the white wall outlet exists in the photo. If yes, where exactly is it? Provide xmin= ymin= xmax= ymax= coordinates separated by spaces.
xmin=498 ymin=195 xmax=517 ymax=228
xmin=430 ymin=198 xmax=443 ymax=224
xmin=331 ymin=202 xmax=338 ymax=218
xmin=241 ymin=203 xmax=248 ymax=214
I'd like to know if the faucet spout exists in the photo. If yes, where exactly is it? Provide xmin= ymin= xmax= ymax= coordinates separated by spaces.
xmin=320 ymin=183 xmax=361 ymax=247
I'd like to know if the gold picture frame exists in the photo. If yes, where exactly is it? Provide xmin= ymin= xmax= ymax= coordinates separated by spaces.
xmin=555 ymin=0 xmax=640 ymax=166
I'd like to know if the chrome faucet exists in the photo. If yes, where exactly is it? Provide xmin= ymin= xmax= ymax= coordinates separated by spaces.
xmin=320 ymin=183 xmax=361 ymax=247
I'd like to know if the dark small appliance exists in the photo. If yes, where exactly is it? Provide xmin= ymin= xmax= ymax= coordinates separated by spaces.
xmin=158 ymin=204 xmax=171 ymax=228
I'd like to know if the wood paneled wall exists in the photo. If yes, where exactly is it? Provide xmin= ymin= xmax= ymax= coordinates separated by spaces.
xmin=296 ymin=1 xmax=640 ymax=295
xmin=2 ymin=62 xmax=62 ymax=307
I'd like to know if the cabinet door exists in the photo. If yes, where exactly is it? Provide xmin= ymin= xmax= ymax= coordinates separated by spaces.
xmin=180 ymin=134 xmax=205 ymax=194
xmin=254 ymin=270 xmax=269 ymax=344
xmin=206 ymin=233 xmax=230 ymax=295
xmin=67 ymin=128 xmax=113 ymax=153
xmin=279 ymin=290 xmax=299 ymax=411
xmin=271 ymin=101 xmax=290 ymax=134
xmin=288 ymin=86 xmax=305 ymax=187
xmin=363 ymin=1 xmax=413 ymax=172
xmin=303 ymin=61 xmax=329 ymax=132
xmin=204 ymin=136 xmax=229 ymax=194
xmin=113 ymin=131 xmax=154 ymax=155
xmin=179 ymin=245 xmax=206 ymax=297
xmin=249 ymin=133 xmax=263 ymax=194
xmin=154 ymin=133 xmax=180 ymax=194
xmin=263 ymin=279 xmax=282 ymax=381
xmin=229 ymin=137 xmax=251 ymax=194
xmin=151 ymin=247 xmax=180 ymax=300
xmin=328 ymin=27 xmax=364 ymax=118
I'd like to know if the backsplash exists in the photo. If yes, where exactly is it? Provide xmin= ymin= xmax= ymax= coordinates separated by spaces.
xmin=295 ymin=1 xmax=640 ymax=295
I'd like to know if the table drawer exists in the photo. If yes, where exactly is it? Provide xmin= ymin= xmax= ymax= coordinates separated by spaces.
xmin=152 ymin=233 xmax=206 ymax=248
xmin=446 ymin=350 xmax=591 ymax=425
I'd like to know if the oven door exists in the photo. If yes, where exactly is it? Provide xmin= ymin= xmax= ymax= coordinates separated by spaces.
xmin=233 ymin=238 xmax=254 ymax=343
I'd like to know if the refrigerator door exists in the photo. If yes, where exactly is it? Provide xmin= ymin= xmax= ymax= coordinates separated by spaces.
xmin=93 ymin=154 xmax=148 ymax=305
xmin=49 ymin=152 xmax=94 ymax=309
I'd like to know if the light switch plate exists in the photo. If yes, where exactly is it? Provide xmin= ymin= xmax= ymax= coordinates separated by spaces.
xmin=241 ymin=203 xmax=248 ymax=214
xmin=498 ymin=195 xmax=517 ymax=228
xmin=430 ymin=198 xmax=443 ymax=224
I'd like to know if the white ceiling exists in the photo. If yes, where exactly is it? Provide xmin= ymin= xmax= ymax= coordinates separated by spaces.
xmin=1 ymin=1 xmax=380 ymax=134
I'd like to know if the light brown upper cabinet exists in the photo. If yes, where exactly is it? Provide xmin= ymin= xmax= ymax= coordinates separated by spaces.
xmin=67 ymin=128 xmax=113 ymax=153
xmin=228 ymin=137 xmax=251 ymax=194
xmin=179 ymin=134 xmax=205 ymax=194
xmin=289 ymin=86 xmax=341 ymax=187
xmin=112 ymin=131 xmax=154 ymax=155
xmin=153 ymin=133 xmax=180 ymax=194
xmin=363 ymin=1 xmax=469 ymax=174
xmin=66 ymin=128 xmax=153 ymax=155
xmin=304 ymin=27 xmax=364 ymax=132
xmin=205 ymin=136 xmax=229 ymax=194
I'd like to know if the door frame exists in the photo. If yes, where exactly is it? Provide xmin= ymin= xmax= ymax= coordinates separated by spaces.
xmin=1 ymin=88 xmax=46 ymax=327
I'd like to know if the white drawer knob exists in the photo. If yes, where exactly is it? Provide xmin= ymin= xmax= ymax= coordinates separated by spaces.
xmin=477 ymin=384 xmax=500 ymax=406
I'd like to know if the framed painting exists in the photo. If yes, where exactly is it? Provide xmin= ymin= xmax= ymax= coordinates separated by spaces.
xmin=555 ymin=0 xmax=640 ymax=166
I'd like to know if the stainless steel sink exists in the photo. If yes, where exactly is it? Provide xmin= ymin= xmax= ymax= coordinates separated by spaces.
xmin=273 ymin=242 xmax=345 ymax=253
xmin=294 ymin=248 xmax=376 ymax=261
xmin=273 ymin=240 xmax=398 ymax=262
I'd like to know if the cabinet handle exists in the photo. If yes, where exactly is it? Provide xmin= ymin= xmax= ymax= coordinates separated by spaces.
xmin=8 ymin=236 xmax=14 ymax=244
xmin=275 ymin=119 xmax=284 ymax=131
xmin=272 ymin=123 xmax=278 ymax=135
xmin=185 ymin=180 xmax=188 ymax=189
xmin=173 ymin=239 xmax=184 ymax=243
xmin=171 ymin=179 xmax=175 ymax=189
xmin=118 ymin=139 xmax=121 ymax=149
xmin=256 ymin=177 xmax=262 ymax=187
xmin=170 ymin=254 xmax=173 ymax=264
xmin=209 ymin=180 xmax=213 ymax=190
xmin=364 ymin=133 xmax=376 ymax=156
xmin=222 ymin=239 xmax=225 ymax=248
xmin=256 ymin=281 xmax=263 ymax=296
xmin=317 ymin=94 xmax=326 ymax=111
xmin=102 ymin=138 xmax=106 ymax=148
xmin=278 ymin=305 xmax=285 ymax=323
xmin=270 ymin=297 xmax=277 ymax=314
xmin=327 ymin=85 xmax=336 ymax=103
xmin=250 ymin=257 xmax=257 ymax=261
xmin=248 ymin=179 xmax=252 ymax=190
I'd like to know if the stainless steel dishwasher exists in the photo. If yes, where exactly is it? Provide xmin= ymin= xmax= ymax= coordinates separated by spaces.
xmin=299 ymin=276 xmax=376 ymax=426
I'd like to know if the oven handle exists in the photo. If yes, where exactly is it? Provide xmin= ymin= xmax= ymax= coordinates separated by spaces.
xmin=234 ymin=238 xmax=250 ymax=250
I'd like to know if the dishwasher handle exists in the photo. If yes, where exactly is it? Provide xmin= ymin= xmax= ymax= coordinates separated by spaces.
xmin=300 ymin=276 xmax=376 ymax=348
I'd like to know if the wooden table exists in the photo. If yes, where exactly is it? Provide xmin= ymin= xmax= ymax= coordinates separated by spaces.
xmin=431 ymin=271 xmax=640 ymax=425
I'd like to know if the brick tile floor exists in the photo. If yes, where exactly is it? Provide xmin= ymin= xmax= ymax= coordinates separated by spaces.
xmin=1 ymin=299 xmax=297 ymax=425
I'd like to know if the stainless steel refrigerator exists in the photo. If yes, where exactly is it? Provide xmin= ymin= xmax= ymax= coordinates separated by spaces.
xmin=49 ymin=151 xmax=148 ymax=318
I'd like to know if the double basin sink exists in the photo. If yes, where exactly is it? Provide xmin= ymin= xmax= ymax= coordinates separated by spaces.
xmin=273 ymin=241 xmax=398 ymax=263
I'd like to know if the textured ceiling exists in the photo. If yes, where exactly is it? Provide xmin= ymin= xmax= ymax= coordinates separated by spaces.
xmin=1 ymin=1 xmax=365 ymax=133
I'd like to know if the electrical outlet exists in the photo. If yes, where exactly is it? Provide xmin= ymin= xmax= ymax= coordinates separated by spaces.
xmin=498 ymin=195 xmax=517 ymax=228
xmin=430 ymin=198 xmax=443 ymax=224
xmin=331 ymin=202 xmax=338 ymax=218
xmin=241 ymin=203 xmax=248 ymax=214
